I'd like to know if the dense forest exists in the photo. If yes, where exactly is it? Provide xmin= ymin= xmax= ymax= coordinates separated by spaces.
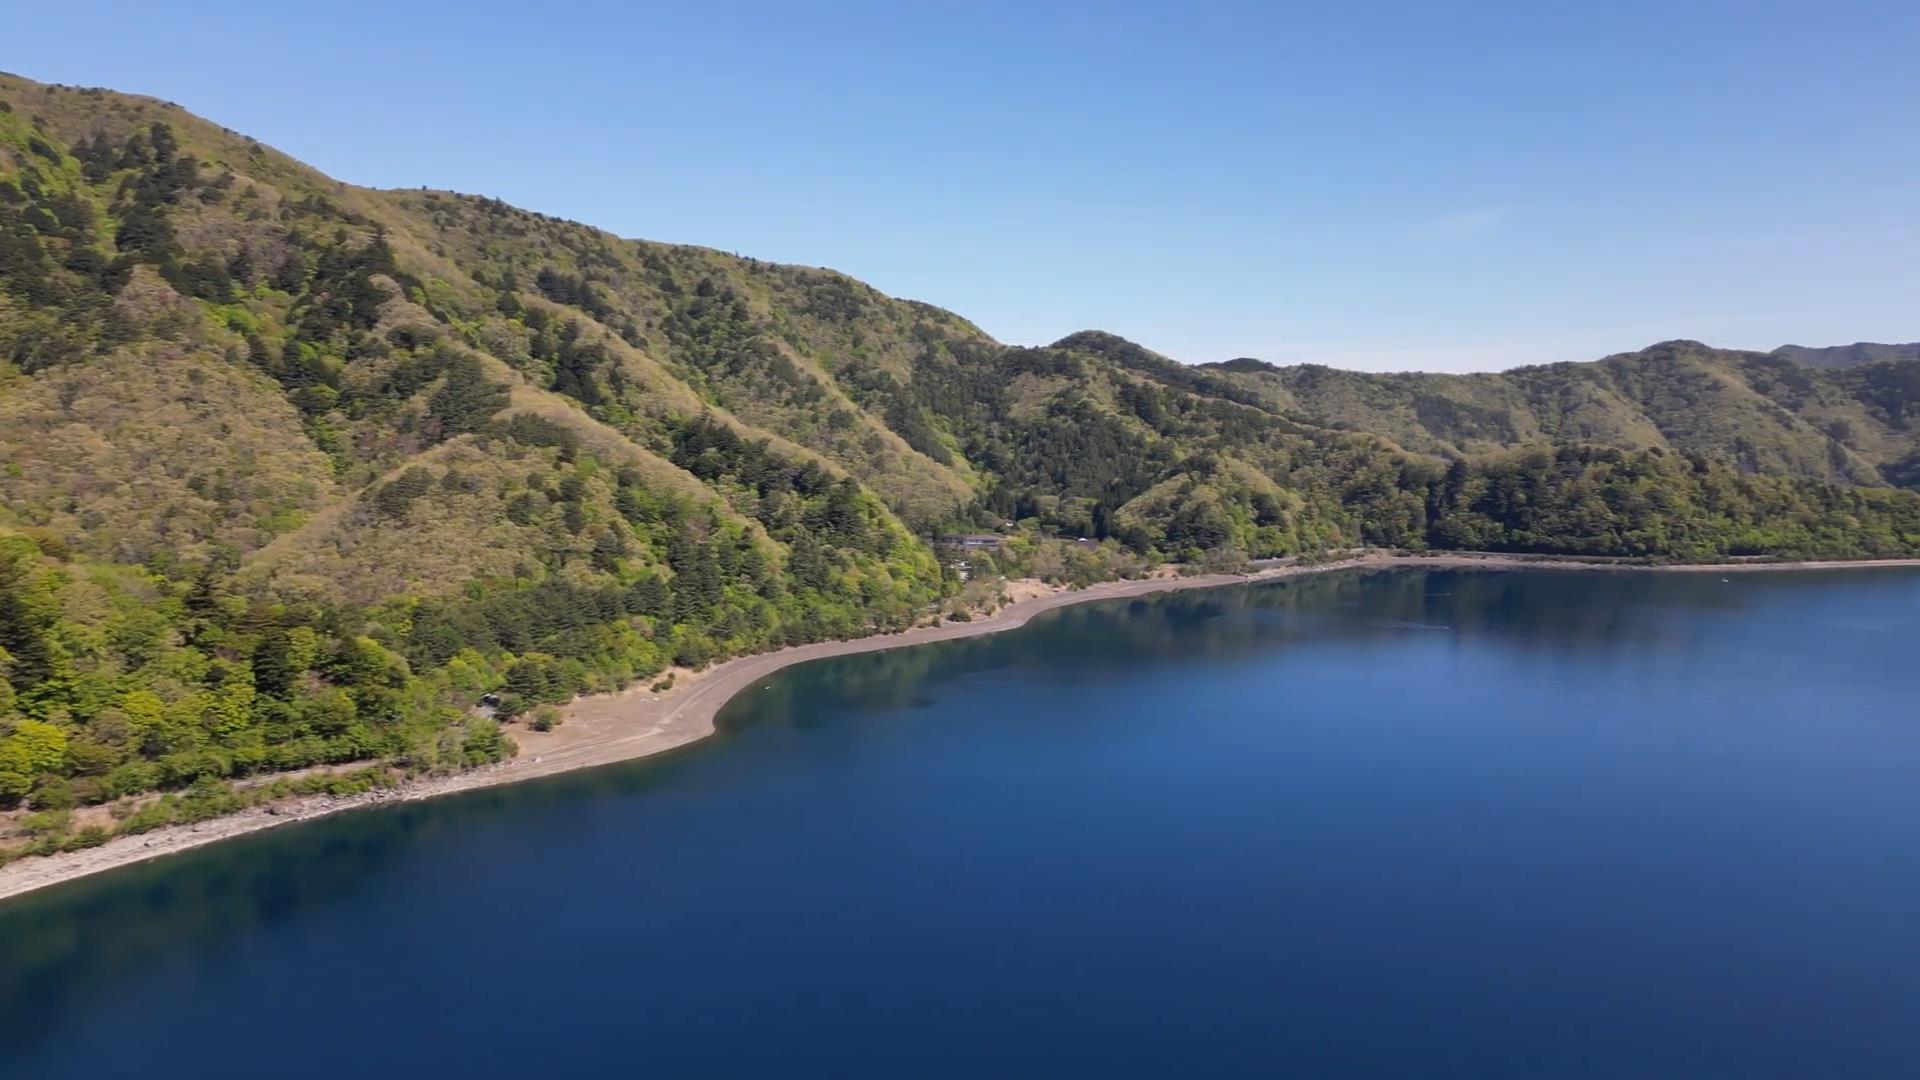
xmin=1 ymin=72 xmax=1917 ymax=855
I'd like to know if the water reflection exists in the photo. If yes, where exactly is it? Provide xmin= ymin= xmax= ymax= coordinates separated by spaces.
xmin=726 ymin=567 xmax=1877 ymax=739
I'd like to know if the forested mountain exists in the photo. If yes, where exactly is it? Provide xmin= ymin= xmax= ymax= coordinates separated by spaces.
xmin=1 ymin=71 xmax=1917 ymax=844
xmin=1203 ymin=340 xmax=1920 ymax=489
xmin=1771 ymin=341 xmax=1920 ymax=370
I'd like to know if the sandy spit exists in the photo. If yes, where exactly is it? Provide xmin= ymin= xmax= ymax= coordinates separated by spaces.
xmin=5 ymin=551 xmax=1918 ymax=902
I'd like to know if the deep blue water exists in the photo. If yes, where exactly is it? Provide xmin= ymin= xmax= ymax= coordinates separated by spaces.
xmin=4 ymin=568 xmax=1919 ymax=1078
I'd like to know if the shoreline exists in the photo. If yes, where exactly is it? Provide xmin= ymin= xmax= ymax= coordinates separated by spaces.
xmin=5 ymin=550 xmax=1919 ymax=903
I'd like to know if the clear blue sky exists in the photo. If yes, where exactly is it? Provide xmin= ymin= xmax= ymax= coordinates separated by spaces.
xmin=9 ymin=1 xmax=1918 ymax=370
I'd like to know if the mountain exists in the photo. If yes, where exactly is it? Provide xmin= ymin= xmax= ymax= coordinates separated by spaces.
xmin=1772 ymin=341 xmax=1920 ymax=369
xmin=1200 ymin=340 xmax=1920 ymax=489
xmin=1 ymin=72 xmax=1917 ymax=844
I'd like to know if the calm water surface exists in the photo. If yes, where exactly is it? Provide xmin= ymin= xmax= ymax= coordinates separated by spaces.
xmin=4 ymin=568 xmax=1919 ymax=1077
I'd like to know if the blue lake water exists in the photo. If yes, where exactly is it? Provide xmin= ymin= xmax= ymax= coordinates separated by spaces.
xmin=3 ymin=567 xmax=1919 ymax=1077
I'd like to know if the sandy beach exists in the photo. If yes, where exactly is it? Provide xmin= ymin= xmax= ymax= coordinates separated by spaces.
xmin=4 ymin=550 xmax=1918 ymax=903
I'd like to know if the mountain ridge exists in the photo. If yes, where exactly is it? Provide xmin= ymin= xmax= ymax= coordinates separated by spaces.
xmin=1200 ymin=338 xmax=1920 ymax=377
xmin=1195 ymin=337 xmax=1920 ymax=488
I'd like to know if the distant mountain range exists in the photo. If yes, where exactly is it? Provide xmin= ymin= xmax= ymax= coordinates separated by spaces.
xmin=1200 ymin=338 xmax=1920 ymax=488
xmin=1769 ymin=341 xmax=1920 ymax=369
xmin=0 ymin=70 xmax=1915 ymax=829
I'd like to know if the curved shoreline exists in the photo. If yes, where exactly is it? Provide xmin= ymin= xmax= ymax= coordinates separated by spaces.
xmin=5 ymin=551 xmax=1919 ymax=903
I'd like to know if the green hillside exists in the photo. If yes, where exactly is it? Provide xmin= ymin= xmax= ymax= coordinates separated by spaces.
xmin=2 ymin=72 xmax=1917 ymax=848
xmin=1203 ymin=339 xmax=1920 ymax=488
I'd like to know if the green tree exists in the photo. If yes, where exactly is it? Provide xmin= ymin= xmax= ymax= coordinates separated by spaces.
xmin=427 ymin=355 xmax=509 ymax=440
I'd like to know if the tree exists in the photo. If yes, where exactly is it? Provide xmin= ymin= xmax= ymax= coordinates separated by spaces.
xmin=252 ymin=629 xmax=306 ymax=698
xmin=668 ymin=528 xmax=723 ymax=623
xmin=0 ymin=740 xmax=32 ymax=806
xmin=2 ymin=718 xmax=68 ymax=782
xmin=74 ymin=132 xmax=117 ymax=183
xmin=427 ymin=354 xmax=509 ymax=440
xmin=0 ymin=540 xmax=57 ymax=695
xmin=147 ymin=122 xmax=178 ymax=165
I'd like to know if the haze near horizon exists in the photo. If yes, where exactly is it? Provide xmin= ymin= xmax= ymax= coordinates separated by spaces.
xmin=7 ymin=0 xmax=1917 ymax=371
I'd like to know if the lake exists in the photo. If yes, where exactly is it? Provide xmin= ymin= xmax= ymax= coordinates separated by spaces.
xmin=3 ymin=567 xmax=1918 ymax=1077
